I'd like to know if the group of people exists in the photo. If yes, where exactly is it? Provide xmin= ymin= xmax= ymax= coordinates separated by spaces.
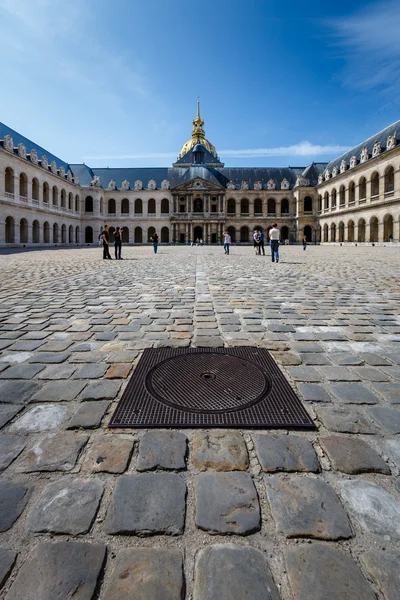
xmin=223 ymin=223 xmax=281 ymax=262
xmin=100 ymin=225 xmax=159 ymax=259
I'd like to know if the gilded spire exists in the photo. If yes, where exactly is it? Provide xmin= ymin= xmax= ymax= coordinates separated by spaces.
xmin=177 ymin=100 xmax=218 ymax=159
xmin=192 ymin=99 xmax=205 ymax=139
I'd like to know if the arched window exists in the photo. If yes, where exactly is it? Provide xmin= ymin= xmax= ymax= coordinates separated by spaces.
xmin=281 ymin=198 xmax=289 ymax=214
xmin=135 ymin=198 xmax=143 ymax=214
xmin=61 ymin=189 xmax=66 ymax=208
xmin=371 ymin=172 xmax=379 ymax=197
xmin=304 ymin=196 xmax=313 ymax=213
xmin=194 ymin=197 xmax=203 ymax=212
xmin=85 ymin=196 xmax=93 ymax=212
xmin=85 ymin=226 xmax=93 ymax=244
xmin=75 ymin=195 xmax=80 ymax=212
xmin=241 ymin=198 xmax=249 ymax=215
xmin=227 ymin=226 xmax=236 ymax=243
xmin=330 ymin=223 xmax=336 ymax=243
xmin=148 ymin=226 xmax=155 ymax=241
xmin=369 ymin=217 xmax=379 ymax=242
xmin=52 ymin=186 xmax=58 ymax=206
xmin=338 ymin=222 xmax=345 ymax=242
xmin=5 ymin=167 xmax=14 ymax=194
xmin=358 ymin=218 xmax=366 ymax=242
xmin=324 ymin=191 xmax=329 ymax=210
xmin=267 ymin=198 xmax=276 ymax=215
xmin=331 ymin=189 xmax=337 ymax=208
xmin=323 ymin=224 xmax=329 ymax=242
xmin=43 ymin=222 xmax=50 ymax=243
xmin=384 ymin=166 xmax=394 ymax=193
xmin=227 ymin=199 xmax=236 ymax=215
xmin=43 ymin=182 xmax=49 ymax=203
xmin=161 ymin=226 xmax=169 ymax=243
xmin=122 ymin=227 xmax=129 ymax=243
xmin=254 ymin=198 xmax=262 ymax=215
xmin=304 ymin=225 xmax=313 ymax=242
xmin=134 ymin=226 xmax=143 ymax=243
xmin=148 ymin=198 xmax=156 ymax=214
xmin=349 ymin=181 xmax=355 ymax=204
xmin=359 ymin=177 xmax=367 ymax=200
xmin=108 ymin=198 xmax=116 ymax=214
xmin=61 ymin=224 xmax=66 ymax=243
xmin=347 ymin=220 xmax=354 ymax=242
xmin=69 ymin=225 xmax=73 ymax=243
xmin=32 ymin=178 xmax=39 ymax=201
xmin=5 ymin=216 xmax=15 ymax=243
xmin=68 ymin=192 xmax=73 ymax=210
xmin=121 ymin=198 xmax=129 ymax=214
xmin=240 ymin=226 xmax=249 ymax=242
xmin=19 ymin=173 xmax=28 ymax=198
xmin=211 ymin=197 xmax=217 ymax=213
xmin=383 ymin=214 xmax=393 ymax=241
xmin=339 ymin=185 xmax=345 ymax=206
xmin=32 ymin=220 xmax=40 ymax=243
xmin=161 ymin=198 xmax=169 ymax=213
xmin=53 ymin=223 xmax=59 ymax=243
xmin=281 ymin=225 xmax=289 ymax=241
xmin=75 ymin=226 xmax=80 ymax=244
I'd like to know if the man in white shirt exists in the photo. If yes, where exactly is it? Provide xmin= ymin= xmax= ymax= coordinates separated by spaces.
xmin=269 ymin=223 xmax=280 ymax=263
xmin=223 ymin=231 xmax=231 ymax=255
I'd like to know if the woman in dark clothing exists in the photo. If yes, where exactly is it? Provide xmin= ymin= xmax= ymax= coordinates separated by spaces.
xmin=151 ymin=231 xmax=159 ymax=253
xmin=114 ymin=226 xmax=123 ymax=260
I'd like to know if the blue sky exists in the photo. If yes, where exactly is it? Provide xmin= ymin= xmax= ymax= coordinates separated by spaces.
xmin=1 ymin=0 xmax=399 ymax=168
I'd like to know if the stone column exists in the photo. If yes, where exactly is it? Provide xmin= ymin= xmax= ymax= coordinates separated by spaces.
xmin=27 ymin=224 xmax=33 ymax=244
xmin=393 ymin=218 xmax=400 ymax=242
xmin=365 ymin=222 xmax=371 ymax=242
xmin=249 ymin=198 xmax=254 ymax=218
xmin=0 ymin=219 xmax=5 ymax=244
xmin=344 ymin=225 xmax=348 ymax=243
xmin=378 ymin=221 xmax=384 ymax=243
xmin=354 ymin=224 xmax=358 ymax=243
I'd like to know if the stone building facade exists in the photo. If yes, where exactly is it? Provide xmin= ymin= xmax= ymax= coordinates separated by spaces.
xmin=1 ymin=107 xmax=399 ymax=246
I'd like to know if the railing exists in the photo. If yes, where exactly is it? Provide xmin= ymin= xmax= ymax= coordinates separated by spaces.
xmin=19 ymin=195 xmax=28 ymax=202
xmin=32 ymin=200 xmax=39 ymax=205
xmin=359 ymin=198 xmax=366 ymax=204
xmin=5 ymin=192 xmax=14 ymax=199
xmin=371 ymin=194 xmax=379 ymax=201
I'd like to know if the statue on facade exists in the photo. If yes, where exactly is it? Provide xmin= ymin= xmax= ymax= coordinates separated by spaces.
xmin=350 ymin=155 xmax=357 ymax=168
xmin=324 ymin=168 xmax=330 ymax=181
xmin=18 ymin=143 xmax=26 ymax=159
xmin=59 ymin=166 xmax=65 ymax=178
xmin=3 ymin=135 xmax=13 ymax=152
xmin=372 ymin=141 xmax=381 ymax=157
xmin=360 ymin=146 xmax=369 ymax=163
xmin=90 ymin=175 xmax=101 ymax=187
xmin=51 ymin=160 xmax=57 ymax=174
xmin=254 ymin=180 xmax=262 ymax=190
xmin=318 ymin=174 xmax=324 ymax=184
xmin=332 ymin=166 xmax=339 ymax=177
xmin=107 ymin=179 xmax=116 ymax=191
xmin=267 ymin=179 xmax=276 ymax=190
xmin=67 ymin=170 xmax=73 ymax=182
xmin=41 ymin=155 xmax=48 ymax=169
xmin=134 ymin=180 xmax=143 ymax=190
xmin=241 ymin=180 xmax=249 ymax=190
xmin=161 ymin=179 xmax=170 ymax=190
xmin=147 ymin=179 xmax=157 ymax=190
xmin=340 ymin=160 xmax=347 ymax=173
xmin=387 ymin=133 xmax=397 ymax=150
xmin=227 ymin=180 xmax=235 ymax=190
xmin=281 ymin=178 xmax=289 ymax=190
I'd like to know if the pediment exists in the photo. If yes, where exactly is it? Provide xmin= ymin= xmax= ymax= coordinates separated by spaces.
xmin=171 ymin=177 xmax=223 ymax=192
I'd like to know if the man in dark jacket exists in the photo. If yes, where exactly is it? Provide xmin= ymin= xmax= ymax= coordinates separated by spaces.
xmin=101 ymin=225 xmax=112 ymax=259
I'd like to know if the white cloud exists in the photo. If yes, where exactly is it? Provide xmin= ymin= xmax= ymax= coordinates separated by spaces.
xmin=84 ymin=141 xmax=351 ymax=161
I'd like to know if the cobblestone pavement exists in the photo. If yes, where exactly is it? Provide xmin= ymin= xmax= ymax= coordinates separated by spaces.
xmin=0 ymin=244 xmax=399 ymax=600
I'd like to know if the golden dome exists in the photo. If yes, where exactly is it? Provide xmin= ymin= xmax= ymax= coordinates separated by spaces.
xmin=178 ymin=101 xmax=218 ymax=159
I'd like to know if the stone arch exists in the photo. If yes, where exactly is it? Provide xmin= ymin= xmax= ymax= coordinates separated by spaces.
xmin=52 ymin=186 xmax=58 ymax=206
xmin=281 ymin=225 xmax=289 ymax=241
xmin=19 ymin=172 xmax=28 ymax=198
xmin=384 ymin=165 xmax=394 ymax=193
xmin=227 ymin=226 xmax=236 ymax=243
xmin=254 ymin=198 xmax=262 ymax=215
xmin=85 ymin=196 xmax=93 ymax=212
xmin=371 ymin=171 xmax=379 ymax=197
xmin=338 ymin=221 xmax=345 ymax=242
xmin=5 ymin=216 xmax=15 ymax=243
xmin=122 ymin=227 xmax=129 ymax=243
xmin=53 ymin=223 xmax=59 ymax=243
xmin=148 ymin=226 xmax=155 ymax=242
xmin=358 ymin=218 xmax=366 ymax=242
xmin=134 ymin=226 xmax=143 ymax=243
xmin=339 ymin=185 xmax=345 ymax=207
xmin=43 ymin=221 xmax=50 ymax=243
xmin=75 ymin=226 xmax=80 ymax=244
xmin=267 ymin=198 xmax=276 ymax=215
xmin=323 ymin=223 xmax=329 ymax=242
xmin=304 ymin=225 xmax=313 ymax=242
xmin=108 ymin=198 xmax=116 ymax=214
xmin=281 ymin=198 xmax=289 ymax=214
xmin=69 ymin=225 xmax=74 ymax=243
xmin=369 ymin=216 xmax=379 ymax=242
xmin=5 ymin=167 xmax=14 ymax=194
xmin=85 ymin=226 xmax=93 ymax=244
xmin=32 ymin=220 xmax=40 ymax=243
xmin=148 ymin=198 xmax=156 ymax=214
xmin=61 ymin=189 xmax=66 ymax=208
xmin=359 ymin=177 xmax=367 ymax=200
xmin=317 ymin=195 xmax=322 ymax=212
xmin=68 ymin=192 xmax=73 ymax=210
xmin=240 ymin=226 xmax=249 ymax=242
xmin=121 ymin=198 xmax=129 ymax=214
xmin=32 ymin=178 xmax=39 ymax=201
xmin=304 ymin=196 xmax=313 ymax=212
xmin=241 ymin=198 xmax=249 ymax=215
xmin=331 ymin=188 xmax=337 ymax=208
xmin=330 ymin=222 xmax=336 ymax=243
xmin=161 ymin=226 xmax=169 ymax=243
xmin=227 ymin=198 xmax=236 ymax=215
xmin=161 ymin=198 xmax=169 ymax=214
xmin=383 ymin=214 xmax=393 ymax=241
xmin=135 ymin=198 xmax=143 ymax=214
xmin=19 ymin=218 xmax=28 ymax=243
xmin=324 ymin=191 xmax=329 ymax=210
xmin=75 ymin=195 xmax=80 ymax=212
xmin=347 ymin=220 xmax=355 ymax=242
xmin=348 ymin=181 xmax=355 ymax=204
xmin=109 ymin=227 xmax=115 ymax=243
xmin=43 ymin=182 xmax=50 ymax=203
xmin=61 ymin=224 xmax=67 ymax=243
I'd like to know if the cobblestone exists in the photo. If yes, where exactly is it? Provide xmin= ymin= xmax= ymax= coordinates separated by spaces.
xmin=191 ymin=432 xmax=248 ymax=471
xmin=137 ymin=431 xmax=187 ymax=471
xmin=254 ymin=433 xmax=320 ymax=472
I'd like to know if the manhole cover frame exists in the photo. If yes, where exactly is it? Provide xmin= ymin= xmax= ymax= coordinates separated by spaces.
xmin=109 ymin=347 xmax=315 ymax=429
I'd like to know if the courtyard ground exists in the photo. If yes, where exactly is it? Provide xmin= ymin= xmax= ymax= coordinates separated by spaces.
xmin=0 ymin=244 xmax=399 ymax=600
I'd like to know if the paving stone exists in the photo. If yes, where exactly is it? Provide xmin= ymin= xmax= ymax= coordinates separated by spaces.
xmin=105 ymin=363 xmax=132 ymax=378
xmin=195 ymin=472 xmax=260 ymax=535
xmin=16 ymin=432 xmax=88 ymax=472
xmin=370 ymin=382 xmax=400 ymax=403
xmin=9 ymin=340 xmax=46 ymax=351
xmin=9 ymin=404 xmax=69 ymax=432
xmin=78 ymin=380 xmax=121 ymax=401
xmin=359 ymin=352 xmax=391 ymax=366
xmin=286 ymin=544 xmax=375 ymax=600
xmin=39 ymin=340 xmax=73 ymax=352
xmin=5 ymin=541 xmax=106 ymax=600
xmin=286 ymin=366 xmax=322 ymax=382
xmin=318 ymin=406 xmax=378 ymax=434
xmin=291 ymin=342 xmax=324 ymax=353
xmin=265 ymin=476 xmax=352 ymax=539
xmin=319 ymin=435 xmax=390 ymax=474
xmin=338 ymin=480 xmax=400 ymax=539
xmin=296 ymin=383 xmax=331 ymax=402
xmin=0 ymin=404 xmax=23 ymax=429
xmin=72 ymin=363 xmax=109 ymax=379
xmin=28 ymin=351 xmax=71 ymax=363
xmin=30 ymin=380 xmax=86 ymax=402
xmin=271 ymin=351 xmax=301 ymax=365
xmin=318 ymin=366 xmax=360 ymax=381
xmin=26 ymin=478 xmax=103 ymax=534
xmin=383 ymin=438 xmax=400 ymax=467
xmin=328 ymin=383 xmax=379 ymax=404
xmin=0 ymin=435 xmax=26 ymax=471
xmin=103 ymin=548 xmax=183 ymax=600
xmin=361 ymin=550 xmax=400 ymax=600
xmin=0 ymin=364 xmax=45 ymax=379
xmin=137 ymin=431 xmax=187 ymax=471
xmin=191 ymin=432 xmax=248 ymax=471
xmin=0 ymin=380 xmax=39 ymax=404
xmin=37 ymin=364 xmax=77 ymax=379
xmin=66 ymin=400 xmax=110 ymax=429
xmin=367 ymin=406 xmax=400 ymax=433
xmin=0 ymin=480 xmax=30 ymax=532
xmin=194 ymin=544 xmax=280 ymax=600
xmin=0 ymin=351 xmax=32 ymax=364
xmin=254 ymin=434 xmax=320 ymax=472
xmin=331 ymin=352 xmax=364 ymax=365
xmin=380 ymin=366 xmax=400 ymax=380
xmin=83 ymin=436 xmax=133 ymax=473
xmin=300 ymin=353 xmax=332 ymax=365
xmin=105 ymin=473 xmax=186 ymax=535
xmin=0 ymin=547 xmax=17 ymax=589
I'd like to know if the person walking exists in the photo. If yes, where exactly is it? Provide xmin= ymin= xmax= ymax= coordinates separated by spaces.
xmin=151 ymin=231 xmax=159 ymax=253
xmin=259 ymin=230 xmax=266 ymax=255
xmin=253 ymin=230 xmax=261 ymax=255
xmin=223 ymin=230 xmax=231 ymax=254
xmin=101 ymin=225 xmax=112 ymax=260
xmin=302 ymin=235 xmax=307 ymax=251
xmin=269 ymin=223 xmax=280 ymax=263
xmin=114 ymin=226 xmax=123 ymax=260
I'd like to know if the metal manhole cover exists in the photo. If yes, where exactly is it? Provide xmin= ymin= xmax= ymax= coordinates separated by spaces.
xmin=109 ymin=347 xmax=315 ymax=429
